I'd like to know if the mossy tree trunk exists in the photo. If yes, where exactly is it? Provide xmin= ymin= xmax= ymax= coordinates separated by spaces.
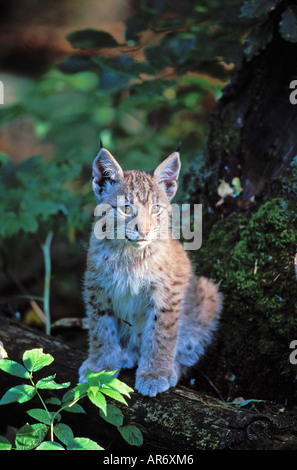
xmin=182 ymin=5 xmax=297 ymax=406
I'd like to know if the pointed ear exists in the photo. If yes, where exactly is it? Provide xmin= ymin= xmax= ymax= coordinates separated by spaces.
xmin=92 ymin=147 xmax=123 ymax=198
xmin=153 ymin=151 xmax=181 ymax=200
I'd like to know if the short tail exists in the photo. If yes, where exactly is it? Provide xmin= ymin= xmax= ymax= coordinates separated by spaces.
xmin=175 ymin=276 xmax=222 ymax=369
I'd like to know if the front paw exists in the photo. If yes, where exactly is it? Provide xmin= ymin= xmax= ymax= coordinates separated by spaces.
xmin=135 ymin=369 xmax=178 ymax=397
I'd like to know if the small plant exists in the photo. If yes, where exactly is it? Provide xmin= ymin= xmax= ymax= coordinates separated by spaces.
xmin=0 ymin=345 xmax=143 ymax=450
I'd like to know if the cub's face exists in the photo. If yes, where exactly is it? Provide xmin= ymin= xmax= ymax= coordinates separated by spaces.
xmin=91 ymin=147 xmax=181 ymax=247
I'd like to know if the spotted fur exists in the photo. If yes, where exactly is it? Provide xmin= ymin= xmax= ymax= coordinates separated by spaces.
xmin=78 ymin=147 xmax=222 ymax=396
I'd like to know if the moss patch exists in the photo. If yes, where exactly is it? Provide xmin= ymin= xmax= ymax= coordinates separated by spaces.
xmin=189 ymin=157 xmax=297 ymax=404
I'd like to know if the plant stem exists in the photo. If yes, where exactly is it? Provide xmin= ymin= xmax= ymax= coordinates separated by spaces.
xmin=41 ymin=231 xmax=53 ymax=335
xmin=29 ymin=374 xmax=54 ymax=440
xmin=50 ymin=422 xmax=54 ymax=442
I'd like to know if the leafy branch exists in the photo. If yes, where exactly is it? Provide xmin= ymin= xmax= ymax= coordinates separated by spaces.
xmin=0 ymin=345 xmax=143 ymax=450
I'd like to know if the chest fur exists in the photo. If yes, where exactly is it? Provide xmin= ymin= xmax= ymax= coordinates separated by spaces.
xmin=98 ymin=255 xmax=155 ymax=326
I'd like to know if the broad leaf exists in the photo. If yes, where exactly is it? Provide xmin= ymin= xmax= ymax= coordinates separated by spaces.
xmin=99 ymin=403 xmax=123 ymax=427
xmin=67 ymin=29 xmax=118 ymax=49
xmin=36 ymin=441 xmax=65 ymax=450
xmin=118 ymin=425 xmax=143 ymax=447
xmin=62 ymin=383 xmax=89 ymax=404
xmin=61 ymin=384 xmax=88 ymax=413
xmin=66 ymin=437 xmax=103 ymax=450
xmin=53 ymin=423 xmax=74 ymax=445
xmin=22 ymin=349 xmax=54 ymax=372
xmin=45 ymin=397 xmax=62 ymax=406
xmin=0 ymin=436 xmax=12 ymax=450
xmin=27 ymin=408 xmax=53 ymax=425
xmin=36 ymin=375 xmax=71 ymax=390
xmin=0 ymin=359 xmax=30 ymax=379
xmin=87 ymin=389 xmax=107 ymax=415
xmin=86 ymin=370 xmax=133 ymax=397
xmin=0 ymin=384 xmax=36 ymax=405
xmin=63 ymin=403 xmax=86 ymax=414
xmin=100 ymin=386 xmax=128 ymax=405
xmin=15 ymin=423 xmax=48 ymax=450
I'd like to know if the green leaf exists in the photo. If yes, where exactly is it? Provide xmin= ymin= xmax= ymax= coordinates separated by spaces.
xmin=86 ymin=369 xmax=133 ymax=397
xmin=27 ymin=408 xmax=53 ymax=425
xmin=0 ymin=211 xmax=28 ymax=238
xmin=99 ymin=404 xmax=123 ymax=427
xmin=105 ymin=376 xmax=134 ymax=397
xmin=15 ymin=424 xmax=48 ymax=450
xmin=0 ymin=384 xmax=36 ymax=405
xmin=53 ymin=423 xmax=74 ymax=445
xmin=279 ymin=7 xmax=297 ymax=43
xmin=63 ymin=402 xmax=86 ymax=414
xmin=67 ymin=29 xmax=119 ymax=49
xmin=87 ymin=388 xmax=107 ymax=415
xmin=0 ymin=359 xmax=30 ymax=379
xmin=22 ymin=348 xmax=54 ymax=372
xmin=66 ymin=437 xmax=104 ymax=450
xmin=63 ymin=383 xmax=89 ymax=403
xmin=36 ymin=441 xmax=65 ymax=450
xmin=118 ymin=425 xmax=143 ymax=447
xmin=100 ymin=386 xmax=128 ymax=405
xmin=45 ymin=397 xmax=62 ymax=406
xmin=63 ymin=384 xmax=85 ymax=400
xmin=36 ymin=375 xmax=71 ymax=390
xmin=0 ymin=436 xmax=12 ymax=450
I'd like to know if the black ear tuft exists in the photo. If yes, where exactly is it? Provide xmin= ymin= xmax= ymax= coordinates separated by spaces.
xmin=92 ymin=148 xmax=123 ymax=199
xmin=176 ymin=141 xmax=182 ymax=152
xmin=99 ymin=138 xmax=103 ymax=149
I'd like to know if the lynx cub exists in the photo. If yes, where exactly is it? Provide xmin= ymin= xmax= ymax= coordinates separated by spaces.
xmin=78 ymin=144 xmax=222 ymax=397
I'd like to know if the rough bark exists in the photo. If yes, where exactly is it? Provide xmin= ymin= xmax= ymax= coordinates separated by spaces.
xmin=1 ymin=315 xmax=297 ymax=450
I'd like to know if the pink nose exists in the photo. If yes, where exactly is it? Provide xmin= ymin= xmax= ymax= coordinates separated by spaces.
xmin=138 ymin=227 xmax=150 ymax=237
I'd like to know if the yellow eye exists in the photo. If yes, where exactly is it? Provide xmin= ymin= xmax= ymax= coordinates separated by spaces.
xmin=118 ymin=205 xmax=134 ymax=216
xmin=151 ymin=204 xmax=162 ymax=215
xmin=125 ymin=205 xmax=134 ymax=215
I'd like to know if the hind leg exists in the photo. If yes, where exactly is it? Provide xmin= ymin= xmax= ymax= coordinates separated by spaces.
xmin=176 ymin=276 xmax=222 ymax=368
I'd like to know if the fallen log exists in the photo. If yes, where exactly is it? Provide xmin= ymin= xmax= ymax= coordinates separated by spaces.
xmin=0 ymin=314 xmax=297 ymax=451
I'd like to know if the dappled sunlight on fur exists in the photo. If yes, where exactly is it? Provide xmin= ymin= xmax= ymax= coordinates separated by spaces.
xmin=79 ymin=146 xmax=222 ymax=397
